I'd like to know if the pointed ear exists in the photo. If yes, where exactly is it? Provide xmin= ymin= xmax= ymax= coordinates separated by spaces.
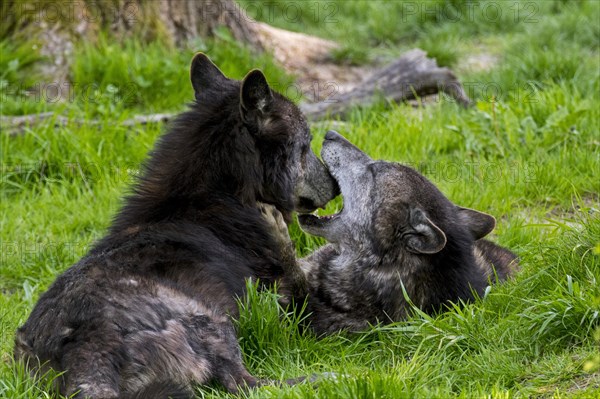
xmin=457 ymin=207 xmax=496 ymax=239
xmin=190 ymin=53 xmax=227 ymax=99
xmin=405 ymin=208 xmax=447 ymax=254
xmin=240 ymin=69 xmax=273 ymax=116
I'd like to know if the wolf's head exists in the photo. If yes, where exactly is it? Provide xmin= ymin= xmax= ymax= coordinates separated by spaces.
xmin=123 ymin=54 xmax=338 ymax=226
xmin=298 ymin=131 xmax=495 ymax=264
xmin=189 ymin=54 xmax=338 ymax=218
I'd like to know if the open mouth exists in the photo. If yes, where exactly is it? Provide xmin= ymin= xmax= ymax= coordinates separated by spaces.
xmin=297 ymin=158 xmax=344 ymax=227
xmin=297 ymin=204 xmax=343 ymax=226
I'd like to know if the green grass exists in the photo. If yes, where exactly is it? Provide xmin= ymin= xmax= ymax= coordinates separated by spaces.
xmin=69 ymin=33 xmax=296 ymax=115
xmin=1 ymin=1 xmax=600 ymax=398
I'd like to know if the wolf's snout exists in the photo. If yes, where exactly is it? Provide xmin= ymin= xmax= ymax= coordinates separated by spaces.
xmin=325 ymin=130 xmax=343 ymax=141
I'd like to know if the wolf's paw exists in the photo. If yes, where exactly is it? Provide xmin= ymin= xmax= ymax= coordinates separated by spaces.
xmin=257 ymin=202 xmax=308 ymax=298
xmin=257 ymin=202 xmax=292 ymax=248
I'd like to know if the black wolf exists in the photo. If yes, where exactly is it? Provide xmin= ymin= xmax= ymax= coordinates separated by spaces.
xmin=286 ymin=131 xmax=518 ymax=335
xmin=14 ymin=54 xmax=337 ymax=398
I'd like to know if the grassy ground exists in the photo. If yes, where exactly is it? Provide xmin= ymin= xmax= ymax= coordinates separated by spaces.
xmin=1 ymin=0 xmax=599 ymax=397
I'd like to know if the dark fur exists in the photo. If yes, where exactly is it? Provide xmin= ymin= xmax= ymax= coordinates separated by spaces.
xmin=14 ymin=54 xmax=337 ymax=398
xmin=284 ymin=131 xmax=519 ymax=335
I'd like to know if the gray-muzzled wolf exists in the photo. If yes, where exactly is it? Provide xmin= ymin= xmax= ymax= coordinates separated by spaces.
xmin=283 ymin=131 xmax=518 ymax=335
xmin=14 ymin=54 xmax=337 ymax=399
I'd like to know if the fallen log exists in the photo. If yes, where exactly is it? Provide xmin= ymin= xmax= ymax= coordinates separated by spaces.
xmin=0 ymin=113 xmax=175 ymax=137
xmin=299 ymin=49 xmax=472 ymax=121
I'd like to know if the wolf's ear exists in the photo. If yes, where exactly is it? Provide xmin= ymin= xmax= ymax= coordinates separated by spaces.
xmin=240 ymin=69 xmax=273 ymax=116
xmin=457 ymin=207 xmax=496 ymax=239
xmin=190 ymin=53 xmax=227 ymax=98
xmin=405 ymin=207 xmax=447 ymax=254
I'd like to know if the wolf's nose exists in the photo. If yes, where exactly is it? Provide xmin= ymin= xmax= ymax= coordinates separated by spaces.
xmin=325 ymin=130 xmax=342 ymax=141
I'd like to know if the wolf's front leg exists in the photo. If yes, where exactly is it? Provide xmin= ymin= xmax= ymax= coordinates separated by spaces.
xmin=277 ymin=239 xmax=310 ymax=307
xmin=257 ymin=202 xmax=309 ymax=303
